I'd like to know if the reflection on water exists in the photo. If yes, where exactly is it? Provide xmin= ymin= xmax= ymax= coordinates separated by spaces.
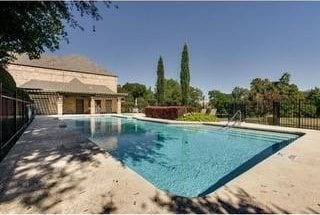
xmin=62 ymin=116 xmax=299 ymax=197
xmin=63 ymin=117 xmax=166 ymax=160
xmin=88 ymin=118 xmax=123 ymax=151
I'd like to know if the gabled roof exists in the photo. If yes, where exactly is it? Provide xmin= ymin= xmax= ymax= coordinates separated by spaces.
xmin=20 ymin=78 xmax=119 ymax=95
xmin=11 ymin=54 xmax=116 ymax=77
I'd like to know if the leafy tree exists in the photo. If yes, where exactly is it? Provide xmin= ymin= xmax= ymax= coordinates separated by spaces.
xmin=0 ymin=67 xmax=16 ymax=90
xmin=274 ymin=73 xmax=304 ymax=103
xmin=231 ymin=87 xmax=249 ymax=102
xmin=0 ymin=1 xmax=115 ymax=67
xmin=117 ymin=84 xmax=126 ymax=93
xmin=156 ymin=56 xmax=165 ymax=105
xmin=189 ymin=86 xmax=204 ymax=108
xmin=119 ymin=83 xmax=156 ymax=112
xmin=144 ymin=87 xmax=157 ymax=106
xmin=248 ymin=78 xmax=279 ymax=116
xmin=208 ymin=90 xmax=232 ymax=114
xmin=279 ymin=72 xmax=291 ymax=85
xmin=307 ymin=87 xmax=320 ymax=116
xmin=180 ymin=43 xmax=190 ymax=105
xmin=164 ymin=79 xmax=181 ymax=105
xmin=122 ymin=83 xmax=146 ymax=101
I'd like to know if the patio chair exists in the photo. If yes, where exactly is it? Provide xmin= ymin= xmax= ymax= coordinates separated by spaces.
xmin=200 ymin=109 xmax=207 ymax=114
xmin=209 ymin=108 xmax=217 ymax=116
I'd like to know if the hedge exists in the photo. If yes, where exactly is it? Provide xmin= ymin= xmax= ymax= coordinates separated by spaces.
xmin=145 ymin=106 xmax=187 ymax=120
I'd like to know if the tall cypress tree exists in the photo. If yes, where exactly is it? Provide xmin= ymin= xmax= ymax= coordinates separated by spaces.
xmin=156 ymin=56 xmax=165 ymax=105
xmin=180 ymin=43 xmax=190 ymax=105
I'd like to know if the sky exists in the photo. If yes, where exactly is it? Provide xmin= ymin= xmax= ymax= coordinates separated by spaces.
xmin=53 ymin=1 xmax=320 ymax=96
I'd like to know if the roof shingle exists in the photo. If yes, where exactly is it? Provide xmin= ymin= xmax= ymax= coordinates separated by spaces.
xmin=11 ymin=54 xmax=116 ymax=77
xmin=20 ymin=78 xmax=118 ymax=95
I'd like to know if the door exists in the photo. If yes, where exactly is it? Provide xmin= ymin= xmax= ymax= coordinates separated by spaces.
xmin=95 ymin=100 xmax=101 ymax=113
xmin=76 ymin=99 xmax=84 ymax=114
xmin=105 ymin=100 xmax=112 ymax=113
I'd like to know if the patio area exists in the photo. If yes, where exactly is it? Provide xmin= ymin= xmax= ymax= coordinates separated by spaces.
xmin=0 ymin=116 xmax=319 ymax=213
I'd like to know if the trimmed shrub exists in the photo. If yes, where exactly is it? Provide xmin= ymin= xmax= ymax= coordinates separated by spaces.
xmin=145 ymin=106 xmax=187 ymax=120
xmin=0 ymin=67 xmax=31 ymax=101
xmin=0 ymin=67 xmax=16 ymax=90
xmin=17 ymin=88 xmax=31 ymax=101
xmin=178 ymin=112 xmax=219 ymax=122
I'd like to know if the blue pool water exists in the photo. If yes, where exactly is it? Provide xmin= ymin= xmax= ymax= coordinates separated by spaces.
xmin=62 ymin=116 xmax=299 ymax=197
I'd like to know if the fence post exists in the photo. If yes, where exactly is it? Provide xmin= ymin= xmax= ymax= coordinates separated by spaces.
xmin=298 ymin=99 xmax=301 ymax=128
xmin=15 ymin=89 xmax=17 ymax=134
xmin=0 ymin=82 xmax=2 ymax=148
xmin=273 ymin=101 xmax=280 ymax=126
xmin=243 ymin=102 xmax=247 ymax=122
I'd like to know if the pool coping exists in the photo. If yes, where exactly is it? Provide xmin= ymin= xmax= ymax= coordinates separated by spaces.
xmin=122 ymin=115 xmax=320 ymax=211
xmin=128 ymin=115 xmax=306 ymax=136
xmin=3 ymin=115 xmax=320 ymax=213
xmin=60 ymin=114 xmax=303 ymax=198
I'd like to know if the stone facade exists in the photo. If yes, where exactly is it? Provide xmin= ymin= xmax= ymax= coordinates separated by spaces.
xmin=7 ymin=63 xmax=124 ymax=115
xmin=7 ymin=64 xmax=117 ymax=92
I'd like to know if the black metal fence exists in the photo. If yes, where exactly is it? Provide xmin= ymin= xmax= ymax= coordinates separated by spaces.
xmin=227 ymin=100 xmax=320 ymax=130
xmin=0 ymin=82 xmax=35 ymax=153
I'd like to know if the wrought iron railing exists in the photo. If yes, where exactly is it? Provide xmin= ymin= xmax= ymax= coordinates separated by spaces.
xmin=225 ymin=100 xmax=320 ymax=130
xmin=0 ymin=82 xmax=35 ymax=155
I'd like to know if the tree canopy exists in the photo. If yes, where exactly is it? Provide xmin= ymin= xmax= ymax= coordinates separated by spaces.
xmin=164 ymin=79 xmax=181 ymax=105
xmin=232 ymin=87 xmax=249 ymax=102
xmin=208 ymin=90 xmax=232 ymax=114
xmin=180 ymin=43 xmax=190 ymax=105
xmin=0 ymin=67 xmax=16 ymax=90
xmin=122 ymin=83 xmax=146 ymax=100
xmin=307 ymin=87 xmax=320 ymax=115
xmin=0 ymin=1 xmax=114 ymax=67
xmin=156 ymin=56 xmax=165 ymax=105
xmin=189 ymin=86 xmax=204 ymax=107
xmin=208 ymin=72 xmax=313 ymax=117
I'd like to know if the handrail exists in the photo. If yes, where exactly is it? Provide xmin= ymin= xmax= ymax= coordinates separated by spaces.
xmin=225 ymin=110 xmax=242 ymax=127
xmin=230 ymin=110 xmax=241 ymax=122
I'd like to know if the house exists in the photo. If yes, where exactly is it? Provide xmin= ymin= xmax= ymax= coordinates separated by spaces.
xmin=7 ymin=54 xmax=126 ymax=115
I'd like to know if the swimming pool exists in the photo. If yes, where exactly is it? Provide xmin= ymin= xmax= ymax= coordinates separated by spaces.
xmin=62 ymin=116 xmax=299 ymax=197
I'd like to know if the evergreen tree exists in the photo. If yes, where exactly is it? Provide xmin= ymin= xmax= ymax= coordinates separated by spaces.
xmin=180 ymin=43 xmax=190 ymax=105
xmin=156 ymin=56 xmax=165 ymax=105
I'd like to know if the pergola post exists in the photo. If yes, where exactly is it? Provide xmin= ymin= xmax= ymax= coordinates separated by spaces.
xmin=57 ymin=95 xmax=63 ymax=116
xmin=117 ymin=97 xmax=122 ymax=114
xmin=90 ymin=97 xmax=95 ymax=114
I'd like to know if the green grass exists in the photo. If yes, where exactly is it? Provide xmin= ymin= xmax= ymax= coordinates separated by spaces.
xmin=178 ymin=112 xmax=219 ymax=122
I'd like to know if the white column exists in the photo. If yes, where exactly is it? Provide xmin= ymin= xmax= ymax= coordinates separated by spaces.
xmin=117 ymin=97 xmax=122 ymax=114
xmin=90 ymin=117 xmax=96 ymax=137
xmin=90 ymin=97 xmax=95 ymax=115
xmin=57 ymin=95 xmax=63 ymax=116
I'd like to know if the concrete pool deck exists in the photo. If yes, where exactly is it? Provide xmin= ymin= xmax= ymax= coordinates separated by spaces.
xmin=0 ymin=115 xmax=319 ymax=213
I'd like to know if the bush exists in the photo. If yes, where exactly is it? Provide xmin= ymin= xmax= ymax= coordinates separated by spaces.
xmin=0 ymin=67 xmax=16 ymax=90
xmin=178 ymin=112 xmax=219 ymax=122
xmin=145 ymin=106 xmax=187 ymax=120
xmin=17 ymin=88 xmax=31 ymax=101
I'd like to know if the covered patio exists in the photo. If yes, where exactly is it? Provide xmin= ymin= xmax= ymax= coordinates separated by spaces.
xmin=20 ymin=78 xmax=126 ymax=115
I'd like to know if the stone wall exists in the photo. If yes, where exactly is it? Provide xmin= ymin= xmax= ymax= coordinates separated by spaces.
xmin=7 ymin=64 xmax=122 ymax=115
xmin=7 ymin=64 xmax=118 ymax=92
xmin=62 ymin=96 xmax=118 ymax=114
xmin=63 ymin=96 xmax=76 ymax=114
